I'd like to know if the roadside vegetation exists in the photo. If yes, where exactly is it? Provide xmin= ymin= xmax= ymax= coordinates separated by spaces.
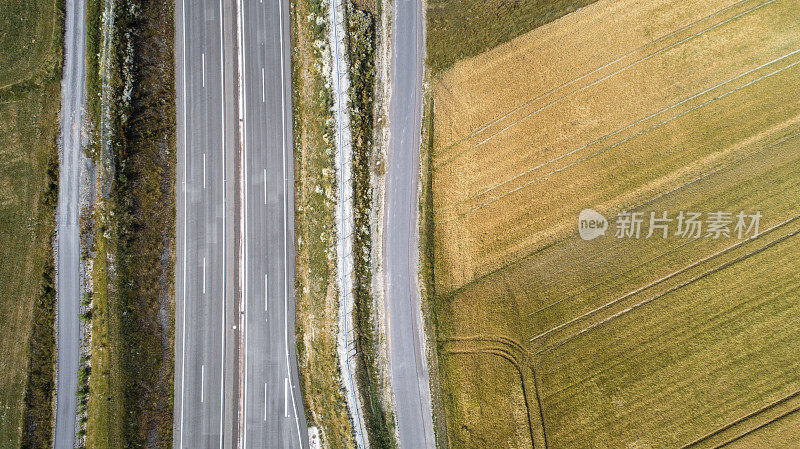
xmin=419 ymin=96 xmax=449 ymax=448
xmin=86 ymin=0 xmax=103 ymax=153
xmin=425 ymin=0 xmax=800 ymax=447
xmin=0 ymin=0 xmax=63 ymax=447
xmin=346 ymin=2 xmax=396 ymax=447
xmin=76 ymin=1 xmax=104 ymax=445
xmin=291 ymin=0 xmax=355 ymax=446
xmin=85 ymin=0 xmax=176 ymax=447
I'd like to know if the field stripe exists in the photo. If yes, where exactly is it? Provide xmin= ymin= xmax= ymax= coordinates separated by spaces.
xmin=460 ymin=49 xmax=800 ymax=218
xmin=681 ymin=389 xmax=800 ymax=448
xmin=442 ymin=338 xmax=547 ymax=448
xmin=531 ymin=214 xmax=800 ymax=355
xmin=436 ymin=47 xmax=800 ymax=220
xmin=433 ymin=0 xmax=779 ymax=167
xmin=436 ymin=121 xmax=800 ymax=310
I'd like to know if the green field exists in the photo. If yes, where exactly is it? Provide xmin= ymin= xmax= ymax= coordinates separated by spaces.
xmin=0 ymin=0 xmax=61 ymax=88
xmin=425 ymin=0 xmax=800 ymax=447
xmin=0 ymin=0 xmax=62 ymax=447
xmin=426 ymin=0 xmax=597 ymax=72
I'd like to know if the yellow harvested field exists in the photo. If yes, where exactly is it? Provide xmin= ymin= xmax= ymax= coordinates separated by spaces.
xmin=428 ymin=0 xmax=800 ymax=446
xmin=432 ymin=0 xmax=800 ymax=294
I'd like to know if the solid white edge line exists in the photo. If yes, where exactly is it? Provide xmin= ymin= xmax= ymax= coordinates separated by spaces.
xmin=218 ymin=0 xmax=226 ymax=447
xmin=237 ymin=0 xmax=249 ymax=445
xmin=178 ymin=0 xmax=188 ymax=446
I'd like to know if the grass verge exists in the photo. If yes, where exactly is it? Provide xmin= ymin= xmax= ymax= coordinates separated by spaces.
xmin=346 ymin=3 xmax=396 ymax=447
xmin=291 ymin=0 xmax=355 ymax=446
xmin=85 ymin=0 xmax=103 ymax=159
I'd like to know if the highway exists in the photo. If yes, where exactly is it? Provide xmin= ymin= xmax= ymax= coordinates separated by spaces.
xmin=173 ymin=0 xmax=236 ymax=446
xmin=175 ymin=0 xmax=306 ymax=447
xmin=384 ymin=0 xmax=436 ymax=447
xmin=237 ymin=0 xmax=308 ymax=446
xmin=54 ymin=0 xmax=85 ymax=446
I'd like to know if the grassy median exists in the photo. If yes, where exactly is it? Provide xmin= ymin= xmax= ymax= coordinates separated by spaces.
xmin=291 ymin=0 xmax=355 ymax=446
xmin=86 ymin=0 xmax=175 ymax=447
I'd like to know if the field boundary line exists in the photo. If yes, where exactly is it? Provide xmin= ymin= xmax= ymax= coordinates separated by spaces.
xmin=531 ymin=214 xmax=800 ymax=355
xmin=681 ymin=389 xmax=800 ymax=449
xmin=458 ymin=49 xmax=800 ymax=218
xmin=531 ymin=213 xmax=800 ymax=344
xmin=433 ymin=0 xmax=779 ymax=167
xmin=441 ymin=336 xmax=547 ymax=448
xmin=436 ymin=121 xmax=800 ymax=304
xmin=531 ymin=125 xmax=800 ymax=317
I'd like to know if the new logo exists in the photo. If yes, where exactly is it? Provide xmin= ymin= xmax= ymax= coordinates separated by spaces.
xmin=578 ymin=208 xmax=608 ymax=241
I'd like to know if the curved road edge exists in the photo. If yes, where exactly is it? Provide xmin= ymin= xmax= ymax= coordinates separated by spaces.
xmin=384 ymin=0 xmax=436 ymax=447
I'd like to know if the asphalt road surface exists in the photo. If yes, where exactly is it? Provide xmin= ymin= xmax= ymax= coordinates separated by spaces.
xmin=384 ymin=0 xmax=436 ymax=447
xmin=237 ymin=0 xmax=308 ymax=446
xmin=173 ymin=0 xmax=236 ymax=446
xmin=54 ymin=0 xmax=86 ymax=446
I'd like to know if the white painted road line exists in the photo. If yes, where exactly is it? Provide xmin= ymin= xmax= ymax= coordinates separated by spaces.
xmin=202 ymin=53 xmax=205 ymax=87
xmin=178 ymin=0 xmax=188 ymax=446
xmin=236 ymin=0 xmax=249 ymax=444
xmin=265 ymin=273 xmax=268 ymax=313
xmin=203 ymin=257 xmax=206 ymax=294
xmin=203 ymin=153 xmax=206 ymax=189
xmin=217 ymin=0 xmax=226 ymax=447
xmin=261 ymin=67 xmax=265 ymax=103
xmin=201 ymin=365 xmax=205 ymax=403
xmin=264 ymin=383 xmax=268 ymax=421
xmin=264 ymin=168 xmax=267 ymax=204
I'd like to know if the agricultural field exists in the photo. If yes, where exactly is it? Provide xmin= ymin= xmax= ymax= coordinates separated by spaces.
xmin=426 ymin=0 xmax=598 ymax=72
xmin=0 ymin=0 xmax=61 ymax=89
xmin=0 ymin=0 xmax=61 ymax=446
xmin=426 ymin=0 xmax=800 ymax=447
